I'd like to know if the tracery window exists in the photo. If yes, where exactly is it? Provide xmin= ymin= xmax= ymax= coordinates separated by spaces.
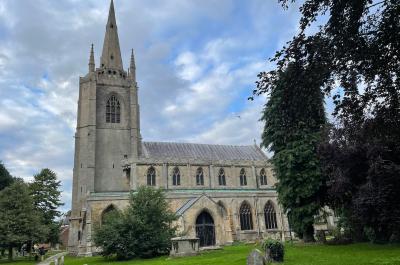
xmin=172 ymin=167 xmax=181 ymax=186
xmin=260 ymin=168 xmax=267 ymax=186
xmin=147 ymin=166 xmax=156 ymax=186
xmin=239 ymin=168 xmax=247 ymax=186
xmin=239 ymin=201 xmax=253 ymax=230
xmin=264 ymin=201 xmax=278 ymax=229
xmin=106 ymin=95 xmax=121 ymax=123
xmin=218 ymin=168 xmax=226 ymax=186
xmin=196 ymin=167 xmax=204 ymax=186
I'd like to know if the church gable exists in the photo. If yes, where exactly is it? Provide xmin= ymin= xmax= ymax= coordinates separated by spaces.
xmin=175 ymin=194 xmax=219 ymax=216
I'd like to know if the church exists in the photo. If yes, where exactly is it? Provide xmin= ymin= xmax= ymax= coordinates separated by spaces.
xmin=68 ymin=0 xmax=289 ymax=256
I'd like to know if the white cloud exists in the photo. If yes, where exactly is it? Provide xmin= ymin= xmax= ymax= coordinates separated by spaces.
xmin=0 ymin=0 xmax=302 ymax=212
xmin=175 ymin=52 xmax=203 ymax=81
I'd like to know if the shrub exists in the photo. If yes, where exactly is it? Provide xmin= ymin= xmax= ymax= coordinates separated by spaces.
xmin=93 ymin=186 xmax=177 ymax=260
xmin=261 ymin=239 xmax=284 ymax=262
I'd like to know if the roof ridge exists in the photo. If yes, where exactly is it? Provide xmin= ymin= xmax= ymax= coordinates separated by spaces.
xmin=142 ymin=140 xmax=254 ymax=147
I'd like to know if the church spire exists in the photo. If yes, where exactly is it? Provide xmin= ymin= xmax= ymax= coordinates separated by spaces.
xmin=129 ymin=49 xmax=136 ymax=81
xmin=100 ymin=0 xmax=123 ymax=70
xmin=89 ymin=44 xmax=95 ymax=73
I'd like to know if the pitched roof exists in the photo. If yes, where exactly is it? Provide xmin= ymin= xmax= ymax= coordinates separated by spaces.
xmin=141 ymin=141 xmax=267 ymax=161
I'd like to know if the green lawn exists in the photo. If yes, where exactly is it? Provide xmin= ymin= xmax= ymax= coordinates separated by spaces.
xmin=2 ymin=243 xmax=399 ymax=265
xmin=63 ymin=243 xmax=400 ymax=265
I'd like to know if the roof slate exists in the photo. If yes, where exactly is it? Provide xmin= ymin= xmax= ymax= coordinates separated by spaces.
xmin=141 ymin=141 xmax=267 ymax=161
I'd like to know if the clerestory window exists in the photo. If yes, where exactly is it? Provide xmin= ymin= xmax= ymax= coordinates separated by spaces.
xmin=239 ymin=168 xmax=247 ymax=186
xmin=147 ymin=166 xmax=156 ymax=186
xmin=218 ymin=168 xmax=226 ymax=186
xmin=172 ymin=167 xmax=181 ymax=186
xmin=260 ymin=168 xmax=267 ymax=186
xmin=196 ymin=167 xmax=204 ymax=186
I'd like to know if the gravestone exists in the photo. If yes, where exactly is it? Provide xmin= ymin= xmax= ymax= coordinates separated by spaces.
xmin=54 ymin=257 xmax=58 ymax=265
xmin=60 ymin=255 xmax=64 ymax=265
xmin=170 ymin=237 xmax=200 ymax=257
xmin=247 ymin=249 xmax=265 ymax=265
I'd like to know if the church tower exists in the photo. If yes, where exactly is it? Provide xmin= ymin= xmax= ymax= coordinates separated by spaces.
xmin=68 ymin=0 xmax=141 ymax=255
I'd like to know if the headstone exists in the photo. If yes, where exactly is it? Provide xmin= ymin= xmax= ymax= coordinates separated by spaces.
xmin=246 ymin=249 xmax=265 ymax=265
xmin=54 ymin=257 xmax=58 ymax=265
xmin=60 ymin=255 xmax=64 ymax=265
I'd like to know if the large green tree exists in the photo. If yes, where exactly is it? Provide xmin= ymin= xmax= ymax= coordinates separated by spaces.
xmin=0 ymin=180 xmax=48 ymax=260
xmin=260 ymin=41 xmax=329 ymax=240
xmin=0 ymin=161 xmax=13 ymax=191
xmin=94 ymin=186 xmax=177 ymax=260
xmin=30 ymin=168 xmax=64 ymax=244
xmin=256 ymin=0 xmax=400 ymax=242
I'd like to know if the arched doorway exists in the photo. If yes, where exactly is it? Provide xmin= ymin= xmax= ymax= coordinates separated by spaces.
xmin=195 ymin=211 xmax=215 ymax=247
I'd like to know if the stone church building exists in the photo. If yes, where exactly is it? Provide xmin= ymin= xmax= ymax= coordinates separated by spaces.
xmin=68 ymin=0 xmax=289 ymax=256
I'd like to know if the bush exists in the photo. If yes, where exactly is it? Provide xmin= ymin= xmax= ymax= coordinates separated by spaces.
xmin=261 ymin=239 xmax=284 ymax=262
xmin=93 ymin=186 xmax=177 ymax=260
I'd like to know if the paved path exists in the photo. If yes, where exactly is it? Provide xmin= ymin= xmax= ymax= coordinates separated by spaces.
xmin=37 ymin=252 xmax=67 ymax=265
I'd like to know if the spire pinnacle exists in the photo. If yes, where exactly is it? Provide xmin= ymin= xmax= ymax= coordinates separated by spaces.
xmin=100 ymin=0 xmax=123 ymax=70
xmin=129 ymin=49 xmax=136 ymax=80
xmin=89 ymin=44 xmax=95 ymax=73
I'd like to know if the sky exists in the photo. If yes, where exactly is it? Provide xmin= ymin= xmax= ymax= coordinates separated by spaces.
xmin=0 ymin=0 xmax=327 ymax=212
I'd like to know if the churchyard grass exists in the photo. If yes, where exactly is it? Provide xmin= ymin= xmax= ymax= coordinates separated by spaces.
xmin=62 ymin=243 xmax=400 ymax=265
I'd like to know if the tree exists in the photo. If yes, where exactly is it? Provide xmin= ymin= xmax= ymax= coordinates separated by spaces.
xmin=260 ymin=53 xmax=328 ymax=241
xmin=0 ymin=161 xmax=13 ymax=191
xmin=30 ymin=168 xmax=64 ymax=244
xmin=0 ymin=180 xmax=48 ymax=260
xmin=319 ymin=111 xmax=400 ymax=242
xmin=94 ymin=186 xmax=177 ymax=260
xmin=255 ymin=0 xmax=400 ymax=242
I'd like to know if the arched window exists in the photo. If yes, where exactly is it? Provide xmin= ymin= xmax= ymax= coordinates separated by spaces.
xmin=218 ymin=168 xmax=226 ymax=186
xmin=239 ymin=168 xmax=247 ymax=186
xmin=196 ymin=167 xmax=204 ymax=186
xmin=239 ymin=202 xmax=253 ymax=230
xmin=106 ymin=95 xmax=121 ymax=123
xmin=172 ymin=167 xmax=180 ymax=186
xmin=260 ymin=168 xmax=267 ymax=186
xmin=101 ymin=205 xmax=118 ymax=225
xmin=264 ymin=201 xmax=278 ymax=229
xmin=147 ymin=166 xmax=156 ymax=186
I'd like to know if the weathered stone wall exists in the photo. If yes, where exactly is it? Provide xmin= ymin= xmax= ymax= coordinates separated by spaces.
xmin=95 ymin=78 xmax=134 ymax=192
xmin=86 ymin=189 xmax=288 ymax=250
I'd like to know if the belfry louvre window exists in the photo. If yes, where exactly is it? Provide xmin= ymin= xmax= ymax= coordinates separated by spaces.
xmin=147 ymin=166 xmax=156 ymax=186
xmin=172 ymin=167 xmax=181 ymax=186
xmin=260 ymin=168 xmax=267 ymax=186
xmin=218 ymin=168 xmax=226 ymax=186
xmin=264 ymin=201 xmax=278 ymax=229
xmin=239 ymin=202 xmax=253 ymax=230
xmin=106 ymin=95 xmax=121 ymax=123
xmin=196 ymin=167 xmax=204 ymax=186
xmin=239 ymin=168 xmax=247 ymax=186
